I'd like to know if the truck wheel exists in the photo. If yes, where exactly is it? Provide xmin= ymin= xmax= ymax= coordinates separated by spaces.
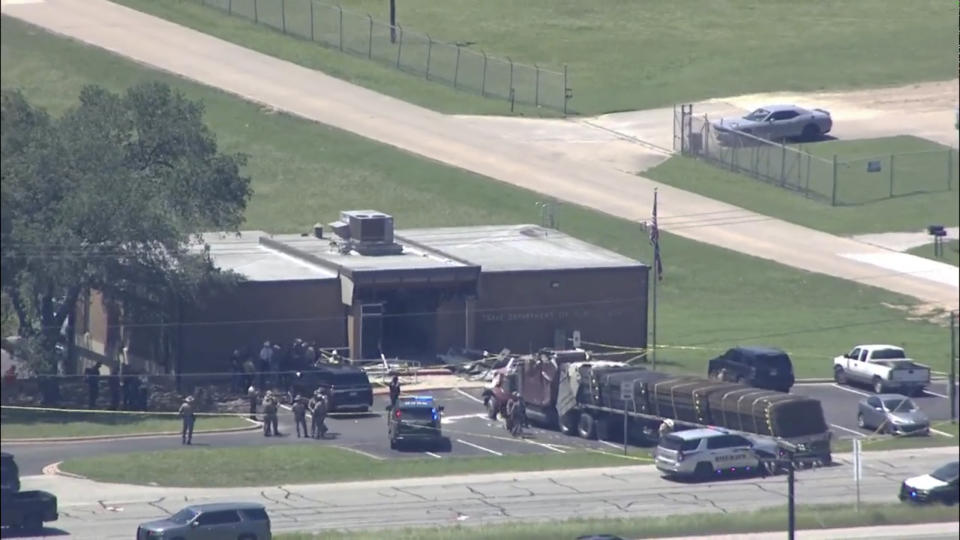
xmin=872 ymin=377 xmax=885 ymax=394
xmin=559 ymin=411 xmax=580 ymax=436
xmin=485 ymin=399 xmax=499 ymax=420
xmin=389 ymin=438 xmax=398 ymax=450
xmin=22 ymin=513 xmax=43 ymax=533
xmin=694 ymin=462 xmax=714 ymax=481
xmin=578 ymin=412 xmax=597 ymax=440
xmin=834 ymin=367 xmax=846 ymax=385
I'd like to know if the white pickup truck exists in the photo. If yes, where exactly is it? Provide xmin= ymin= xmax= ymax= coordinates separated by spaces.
xmin=833 ymin=344 xmax=930 ymax=395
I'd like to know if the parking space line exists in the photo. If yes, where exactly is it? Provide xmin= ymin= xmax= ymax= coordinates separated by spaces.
xmin=830 ymin=423 xmax=864 ymax=437
xmin=831 ymin=384 xmax=870 ymax=397
xmin=599 ymin=440 xmax=621 ymax=449
xmin=455 ymin=388 xmax=484 ymax=404
xmin=924 ymin=389 xmax=949 ymax=399
xmin=930 ymin=427 xmax=955 ymax=438
xmin=456 ymin=438 xmax=503 ymax=456
xmin=425 ymin=451 xmax=443 ymax=459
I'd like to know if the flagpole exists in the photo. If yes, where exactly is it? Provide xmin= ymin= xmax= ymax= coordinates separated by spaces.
xmin=652 ymin=259 xmax=657 ymax=371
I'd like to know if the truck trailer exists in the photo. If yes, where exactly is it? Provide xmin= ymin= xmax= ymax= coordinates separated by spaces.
xmin=490 ymin=349 xmax=832 ymax=465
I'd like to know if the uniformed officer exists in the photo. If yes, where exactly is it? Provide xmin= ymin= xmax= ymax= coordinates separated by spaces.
xmin=388 ymin=375 xmax=401 ymax=410
xmin=292 ymin=395 xmax=308 ymax=438
xmin=262 ymin=391 xmax=280 ymax=437
xmin=311 ymin=390 xmax=328 ymax=439
xmin=178 ymin=395 xmax=196 ymax=445
xmin=658 ymin=418 xmax=675 ymax=440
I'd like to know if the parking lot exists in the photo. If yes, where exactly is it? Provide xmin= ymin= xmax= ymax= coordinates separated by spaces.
xmin=315 ymin=388 xmax=633 ymax=461
xmin=312 ymin=381 xmax=959 ymax=461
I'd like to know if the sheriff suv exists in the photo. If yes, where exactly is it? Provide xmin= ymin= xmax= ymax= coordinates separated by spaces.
xmin=655 ymin=428 xmax=778 ymax=480
xmin=388 ymin=395 xmax=450 ymax=451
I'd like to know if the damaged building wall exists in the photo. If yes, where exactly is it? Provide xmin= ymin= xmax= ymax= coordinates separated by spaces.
xmin=475 ymin=266 xmax=648 ymax=354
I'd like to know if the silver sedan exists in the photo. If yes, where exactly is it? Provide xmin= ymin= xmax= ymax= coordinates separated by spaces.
xmin=857 ymin=394 xmax=930 ymax=436
xmin=712 ymin=104 xmax=832 ymax=143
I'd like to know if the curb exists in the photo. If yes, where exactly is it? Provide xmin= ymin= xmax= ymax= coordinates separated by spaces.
xmin=41 ymin=461 xmax=86 ymax=479
xmin=2 ymin=421 xmax=262 ymax=445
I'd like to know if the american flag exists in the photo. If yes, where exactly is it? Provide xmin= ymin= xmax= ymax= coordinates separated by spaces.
xmin=650 ymin=189 xmax=663 ymax=280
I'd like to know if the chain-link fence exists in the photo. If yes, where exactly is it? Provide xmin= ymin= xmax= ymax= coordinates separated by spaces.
xmin=674 ymin=105 xmax=959 ymax=206
xmin=196 ymin=0 xmax=571 ymax=113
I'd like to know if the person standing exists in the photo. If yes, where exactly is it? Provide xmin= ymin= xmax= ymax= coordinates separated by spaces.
xmin=178 ymin=395 xmax=196 ymax=445
xmin=230 ymin=349 xmax=243 ymax=393
xmin=262 ymin=391 xmax=279 ymax=437
xmin=84 ymin=362 xmax=102 ymax=409
xmin=313 ymin=391 xmax=329 ymax=439
xmin=292 ymin=395 xmax=308 ymax=438
xmin=388 ymin=375 xmax=401 ymax=410
xmin=658 ymin=418 xmax=674 ymax=441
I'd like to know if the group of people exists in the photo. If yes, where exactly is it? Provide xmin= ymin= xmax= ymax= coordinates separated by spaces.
xmin=240 ymin=385 xmax=331 ymax=439
xmin=228 ymin=339 xmax=343 ymax=394
xmin=84 ymin=361 xmax=150 ymax=411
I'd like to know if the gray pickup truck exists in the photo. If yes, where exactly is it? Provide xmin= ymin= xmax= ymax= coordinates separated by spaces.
xmin=1 ymin=452 xmax=59 ymax=533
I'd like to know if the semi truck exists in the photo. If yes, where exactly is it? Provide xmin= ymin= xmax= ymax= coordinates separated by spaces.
xmin=485 ymin=349 xmax=832 ymax=465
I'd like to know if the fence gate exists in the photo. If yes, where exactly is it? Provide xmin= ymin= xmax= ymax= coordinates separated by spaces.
xmin=673 ymin=104 xmax=695 ymax=154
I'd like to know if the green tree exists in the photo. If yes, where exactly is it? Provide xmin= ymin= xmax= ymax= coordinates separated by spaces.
xmin=1 ymin=82 xmax=251 ymax=372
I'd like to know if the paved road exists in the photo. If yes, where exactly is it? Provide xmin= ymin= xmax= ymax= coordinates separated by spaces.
xmin=8 ymin=445 xmax=957 ymax=539
xmin=3 ymin=0 xmax=957 ymax=310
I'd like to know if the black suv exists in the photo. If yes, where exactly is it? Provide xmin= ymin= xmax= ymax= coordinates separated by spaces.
xmin=290 ymin=366 xmax=373 ymax=412
xmin=388 ymin=396 xmax=449 ymax=450
xmin=708 ymin=346 xmax=795 ymax=392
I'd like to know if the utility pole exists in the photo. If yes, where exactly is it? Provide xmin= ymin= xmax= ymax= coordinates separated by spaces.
xmin=951 ymin=310 xmax=957 ymax=424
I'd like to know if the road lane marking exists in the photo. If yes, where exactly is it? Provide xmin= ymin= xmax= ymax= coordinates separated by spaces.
xmin=442 ymin=413 xmax=487 ymax=424
xmin=831 ymin=384 xmax=870 ymax=397
xmin=930 ymin=427 xmax=955 ymax=438
xmin=456 ymin=438 xmax=503 ymax=456
xmin=455 ymin=388 xmax=484 ymax=403
xmin=600 ymin=440 xmax=622 ymax=449
xmin=425 ymin=452 xmax=443 ymax=459
xmin=830 ymin=423 xmax=865 ymax=437
xmin=923 ymin=389 xmax=949 ymax=399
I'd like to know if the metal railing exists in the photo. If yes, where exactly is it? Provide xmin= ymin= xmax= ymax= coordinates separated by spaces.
xmin=196 ymin=0 xmax=572 ymax=113
xmin=674 ymin=105 xmax=958 ymax=206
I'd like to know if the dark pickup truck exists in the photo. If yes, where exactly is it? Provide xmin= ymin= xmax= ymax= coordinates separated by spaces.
xmin=1 ymin=452 xmax=59 ymax=533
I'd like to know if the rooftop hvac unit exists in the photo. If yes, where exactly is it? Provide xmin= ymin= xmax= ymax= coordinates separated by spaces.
xmin=341 ymin=210 xmax=395 ymax=244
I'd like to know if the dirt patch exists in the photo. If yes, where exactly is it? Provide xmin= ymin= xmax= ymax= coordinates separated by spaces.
xmin=880 ymin=302 xmax=954 ymax=326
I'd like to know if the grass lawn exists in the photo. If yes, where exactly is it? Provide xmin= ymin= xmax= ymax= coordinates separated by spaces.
xmin=58 ymin=445 xmax=641 ymax=486
xmin=647 ymin=141 xmax=960 ymax=236
xmin=907 ymin=240 xmax=960 ymax=267
xmin=1 ymin=16 xmax=953 ymax=380
xmin=833 ymin=422 xmax=960 ymax=454
xmin=110 ymin=0 xmax=958 ymax=115
xmin=276 ymin=503 xmax=960 ymax=540
xmin=0 ymin=407 xmax=251 ymax=439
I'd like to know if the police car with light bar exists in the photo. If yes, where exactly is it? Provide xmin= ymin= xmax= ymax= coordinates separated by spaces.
xmin=388 ymin=396 xmax=450 ymax=450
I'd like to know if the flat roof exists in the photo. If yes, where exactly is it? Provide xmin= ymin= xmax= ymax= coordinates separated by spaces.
xmin=194 ymin=231 xmax=338 ymax=282
xmin=268 ymin=234 xmax=470 ymax=273
xmin=398 ymin=224 xmax=645 ymax=272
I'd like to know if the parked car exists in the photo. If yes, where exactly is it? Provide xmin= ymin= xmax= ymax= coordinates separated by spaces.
xmin=136 ymin=502 xmax=271 ymax=540
xmin=712 ymin=104 xmax=832 ymax=143
xmin=900 ymin=462 xmax=959 ymax=505
xmin=708 ymin=346 xmax=795 ymax=392
xmin=0 ymin=453 xmax=58 ymax=533
xmin=857 ymin=394 xmax=930 ymax=436
xmin=289 ymin=365 xmax=373 ymax=412
xmin=655 ymin=427 xmax=779 ymax=480
xmin=834 ymin=344 xmax=930 ymax=395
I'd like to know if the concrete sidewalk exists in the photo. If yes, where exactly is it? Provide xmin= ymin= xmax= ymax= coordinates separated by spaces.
xmin=667 ymin=521 xmax=959 ymax=540
xmin=3 ymin=0 xmax=956 ymax=310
